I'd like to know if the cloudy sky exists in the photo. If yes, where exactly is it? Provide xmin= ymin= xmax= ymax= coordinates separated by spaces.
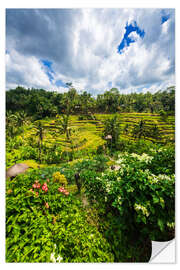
xmin=6 ymin=8 xmax=175 ymax=95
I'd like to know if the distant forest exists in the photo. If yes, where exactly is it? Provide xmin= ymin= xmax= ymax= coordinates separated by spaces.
xmin=6 ymin=86 xmax=175 ymax=119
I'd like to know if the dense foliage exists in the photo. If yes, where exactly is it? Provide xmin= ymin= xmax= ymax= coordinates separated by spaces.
xmin=6 ymin=85 xmax=175 ymax=262
xmin=84 ymin=149 xmax=175 ymax=242
xmin=6 ymin=169 xmax=114 ymax=262
xmin=6 ymin=86 xmax=175 ymax=118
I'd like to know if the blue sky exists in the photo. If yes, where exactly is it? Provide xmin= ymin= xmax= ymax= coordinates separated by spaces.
xmin=118 ymin=21 xmax=145 ymax=54
xmin=41 ymin=59 xmax=68 ymax=88
xmin=6 ymin=8 xmax=175 ymax=94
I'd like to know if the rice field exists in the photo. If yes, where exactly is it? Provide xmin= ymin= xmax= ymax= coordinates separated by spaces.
xmin=22 ymin=113 xmax=175 ymax=155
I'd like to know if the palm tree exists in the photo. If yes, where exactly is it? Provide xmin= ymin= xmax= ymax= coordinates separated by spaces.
xmin=150 ymin=123 xmax=161 ymax=140
xmin=34 ymin=121 xmax=44 ymax=162
xmin=103 ymin=115 xmax=120 ymax=148
xmin=132 ymin=120 xmax=147 ymax=139
xmin=6 ymin=111 xmax=19 ymax=137
xmin=56 ymin=114 xmax=71 ymax=140
xmin=14 ymin=111 xmax=28 ymax=127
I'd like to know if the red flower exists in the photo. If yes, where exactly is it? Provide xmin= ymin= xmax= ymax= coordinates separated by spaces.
xmin=42 ymin=183 xmax=48 ymax=192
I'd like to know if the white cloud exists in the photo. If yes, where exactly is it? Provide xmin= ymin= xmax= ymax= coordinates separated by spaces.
xmin=6 ymin=50 xmax=70 ymax=93
xmin=6 ymin=8 xmax=175 ymax=94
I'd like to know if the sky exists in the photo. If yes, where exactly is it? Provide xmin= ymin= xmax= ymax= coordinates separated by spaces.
xmin=6 ymin=8 xmax=175 ymax=95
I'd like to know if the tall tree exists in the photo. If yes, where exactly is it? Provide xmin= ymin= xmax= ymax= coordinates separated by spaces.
xmin=103 ymin=115 xmax=120 ymax=148
xmin=34 ymin=121 xmax=44 ymax=162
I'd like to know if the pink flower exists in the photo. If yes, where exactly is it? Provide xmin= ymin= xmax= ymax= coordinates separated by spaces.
xmin=32 ymin=184 xmax=37 ymax=189
xmin=36 ymin=183 xmax=41 ymax=189
xmin=58 ymin=186 xmax=65 ymax=192
xmin=45 ymin=202 xmax=49 ymax=208
xmin=35 ymin=192 xmax=39 ymax=196
xmin=58 ymin=186 xmax=69 ymax=195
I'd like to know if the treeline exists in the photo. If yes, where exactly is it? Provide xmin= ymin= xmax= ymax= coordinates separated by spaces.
xmin=6 ymin=86 xmax=175 ymax=119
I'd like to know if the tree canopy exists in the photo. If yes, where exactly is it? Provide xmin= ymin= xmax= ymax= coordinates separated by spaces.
xmin=6 ymin=86 xmax=175 ymax=119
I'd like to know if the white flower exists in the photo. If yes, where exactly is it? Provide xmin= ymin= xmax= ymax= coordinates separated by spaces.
xmin=131 ymin=153 xmax=139 ymax=159
xmin=116 ymin=158 xmax=124 ymax=165
xmin=50 ymin=252 xmax=56 ymax=263
xmin=158 ymin=174 xmax=173 ymax=181
xmin=130 ymin=153 xmax=153 ymax=163
xmin=56 ymin=255 xmax=63 ymax=263
xmin=134 ymin=203 xmax=149 ymax=217
xmin=106 ymin=182 xmax=111 ymax=193
xmin=50 ymin=244 xmax=63 ymax=263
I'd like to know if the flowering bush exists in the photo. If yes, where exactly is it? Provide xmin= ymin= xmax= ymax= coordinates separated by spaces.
xmin=6 ymin=169 xmax=114 ymax=262
xmin=84 ymin=151 xmax=175 ymax=241
xmin=147 ymin=146 xmax=175 ymax=175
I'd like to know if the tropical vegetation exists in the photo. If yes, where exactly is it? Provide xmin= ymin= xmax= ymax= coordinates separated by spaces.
xmin=6 ymin=85 xmax=175 ymax=262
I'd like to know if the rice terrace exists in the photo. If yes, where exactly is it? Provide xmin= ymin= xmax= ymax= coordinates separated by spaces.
xmin=6 ymin=8 xmax=175 ymax=263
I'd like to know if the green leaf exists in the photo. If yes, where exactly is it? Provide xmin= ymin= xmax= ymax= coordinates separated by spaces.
xmin=153 ymin=196 xmax=159 ymax=204
xmin=158 ymin=219 xmax=164 ymax=231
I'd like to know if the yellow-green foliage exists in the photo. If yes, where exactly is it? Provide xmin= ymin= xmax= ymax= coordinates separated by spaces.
xmin=106 ymin=160 xmax=115 ymax=167
xmin=66 ymin=184 xmax=78 ymax=194
xmin=8 ymin=113 xmax=175 ymax=168
xmin=20 ymin=160 xmax=40 ymax=169
xmin=52 ymin=172 xmax=68 ymax=187
xmin=95 ymin=113 xmax=175 ymax=143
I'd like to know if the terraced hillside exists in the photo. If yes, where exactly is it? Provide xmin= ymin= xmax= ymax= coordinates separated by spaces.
xmin=26 ymin=113 xmax=174 ymax=148
xmin=22 ymin=115 xmax=106 ymax=154
xmin=95 ymin=113 xmax=175 ymax=143
xmin=6 ymin=113 xmax=175 ymax=168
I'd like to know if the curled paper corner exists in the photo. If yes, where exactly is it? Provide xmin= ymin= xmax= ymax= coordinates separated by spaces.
xmin=149 ymin=239 xmax=175 ymax=263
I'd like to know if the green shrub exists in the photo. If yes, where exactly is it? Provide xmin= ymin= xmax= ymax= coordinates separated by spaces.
xmin=147 ymin=146 xmax=175 ymax=175
xmin=84 ymin=151 xmax=175 ymax=241
xmin=6 ymin=170 xmax=114 ymax=262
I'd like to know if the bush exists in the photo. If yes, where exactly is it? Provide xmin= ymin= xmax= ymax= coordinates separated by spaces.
xmin=84 ymin=151 xmax=175 ymax=241
xmin=116 ymin=139 xmax=161 ymax=156
xmin=6 ymin=169 xmax=114 ymax=262
xmin=52 ymin=172 xmax=68 ymax=187
xmin=147 ymin=146 xmax=175 ymax=175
